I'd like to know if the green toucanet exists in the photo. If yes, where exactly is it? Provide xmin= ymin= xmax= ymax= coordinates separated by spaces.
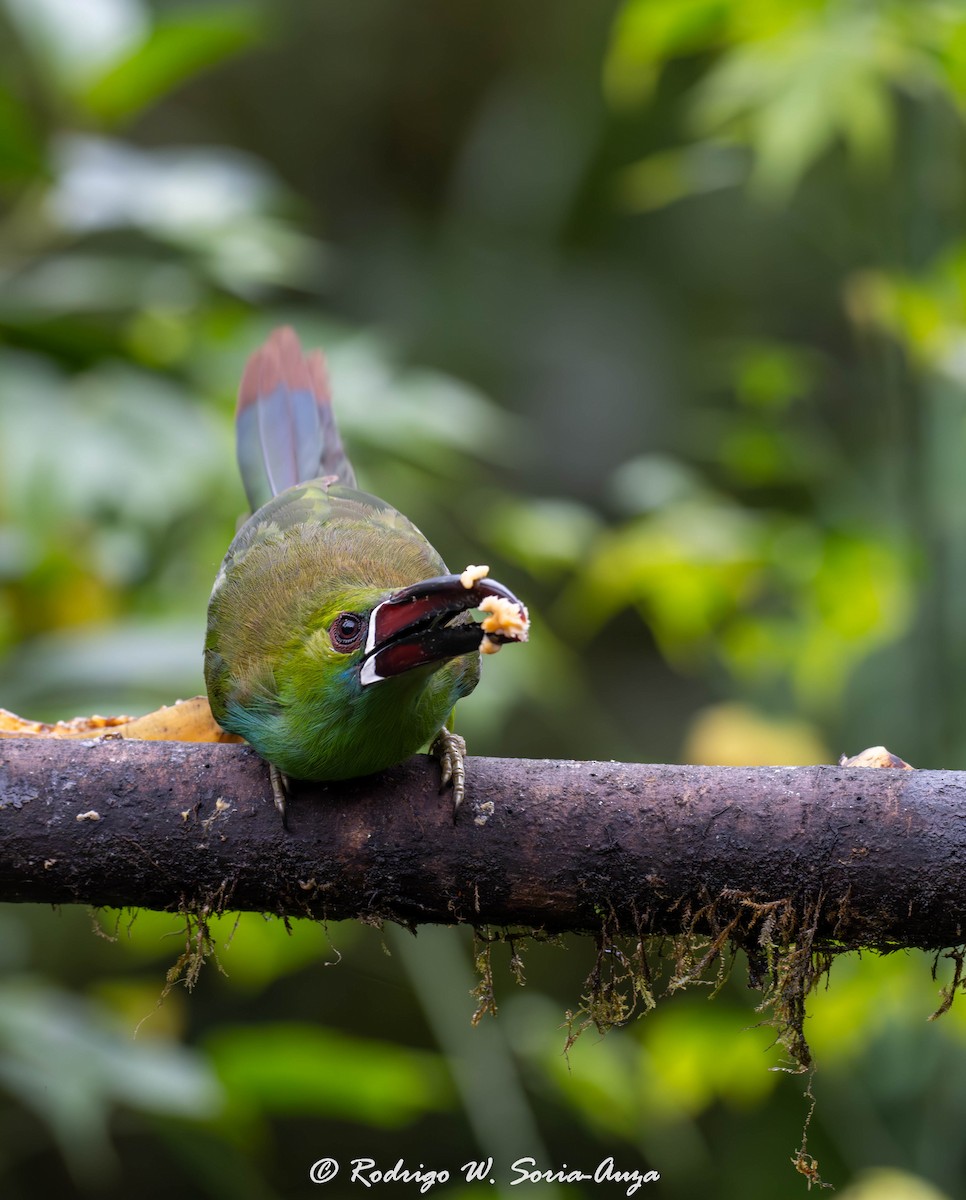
xmin=204 ymin=327 xmax=529 ymax=819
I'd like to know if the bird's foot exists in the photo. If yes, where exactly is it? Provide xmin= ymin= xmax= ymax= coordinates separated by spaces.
xmin=269 ymin=762 xmax=291 ymax=829
xmin=431 ymin=727 xmax=467 ymax=818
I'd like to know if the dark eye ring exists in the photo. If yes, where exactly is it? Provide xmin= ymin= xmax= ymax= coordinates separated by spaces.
xmin=330 ymin=611 xmax=365 ymax=651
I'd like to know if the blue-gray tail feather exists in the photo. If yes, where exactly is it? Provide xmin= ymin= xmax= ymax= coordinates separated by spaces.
xmin=235 ymin=327 xmax=356 ymax=512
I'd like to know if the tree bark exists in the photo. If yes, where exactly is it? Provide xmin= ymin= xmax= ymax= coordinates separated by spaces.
xmin=0 ymin=736 xmax=962 ymax=949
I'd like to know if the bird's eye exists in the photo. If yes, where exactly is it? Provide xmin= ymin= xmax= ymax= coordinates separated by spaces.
xmin=329 ymin=611 xmax=365 ymax=651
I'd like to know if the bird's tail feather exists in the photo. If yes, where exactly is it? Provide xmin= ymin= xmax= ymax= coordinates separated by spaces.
xmin=235 ymin=326 xmax=356 ymax=512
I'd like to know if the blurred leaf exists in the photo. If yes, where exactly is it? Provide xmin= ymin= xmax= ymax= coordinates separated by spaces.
xmin=206 ymin=1024 xmax=453 ymax=1127
xmin=642 ymin=1002 xmax=778 ymax=1115
xmin=721 ymin=531 xmax=913 ymax=707
xmin=569 ymin=498 xmax=764 ymax=659
xmin=0 ymin=254 xmax=199 ymax=316
xmin=91 ymin=979 xmax=188 ymax=1042
xmin=455 ymin=614 xmax=578 ymax=749
xmin=482 ymin=495 xmax=602 ymax=575
xmin=0 ymin=620 xmax=207 ymax=713
xmin=730 ymin=341 xmax=817 ymax=410
xmin=681 ymin=701 xmax=830 ymax=765
xmin=331 ymin=338 xmax=522 ymax=469
xmin=839 ymin=1169 xmax=953 ymax=1200
xmin=615 ymin=142 xmax=746 ymax=212
xmin=33 ymin=133 xmax=324 ymax=300
xmin=48 ymin=135 xmax=275 ymax=234
xmin=691 ymin=12 xmax=899 ymax=200
xmin=509 ymin=989 xmax=777 ymax=1140
xmin=2 ymin=0 xmax=148 ymax=90
xmin=95 ymin=910 xmax=354 ymax=991
xmin=193 ymin=913 xmax=349 ymax=991
xmin=718 ymin=424 xmax=786 ymax=484
xmin=197 ymin=324 xmax=521 ymax=473
xmin=604 ymin=0 xmax=733 ymax=107
xmin=0 ymin=977 xmax=221 ymax=1181
xmin=506 ymin=995 xmax=643 ymax=1142
xmin=125 ymin=307 xmax=193 ymax=366
xmin=935 ymin=13 xmax=966 ymax=103
xmin=806 ymin=952 xmax=945 ymax=1062
xmin=0 ymin=82 xmax=46 ymax=182
xmin=0 ymin=354 xmax=230 ymax=531
xmin=608 ymin=454 xmax=707 ymax=515
xmin=609 ymin=0 xmax=957 ymax=204
xmin=844 ymin=252 xmax=966 ymax=375
xmin=188 ymin=216 xmax=329 ymax=297
xmin=0 ymin=349 xmax=237 ymax=680
xmin=81 ymin=7 xmax=261 ymax=124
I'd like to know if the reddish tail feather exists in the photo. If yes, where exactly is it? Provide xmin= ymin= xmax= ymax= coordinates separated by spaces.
xmin=236 ymin=326 xmax=356 ymax=512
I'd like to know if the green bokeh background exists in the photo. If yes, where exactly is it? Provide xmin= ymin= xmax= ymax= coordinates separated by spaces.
xmin=2 ymin=1 xmax=966 ymax=1196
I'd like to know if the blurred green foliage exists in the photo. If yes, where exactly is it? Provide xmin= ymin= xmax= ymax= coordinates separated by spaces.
xmin=4 ymin=0 xmax=966 ymax=1196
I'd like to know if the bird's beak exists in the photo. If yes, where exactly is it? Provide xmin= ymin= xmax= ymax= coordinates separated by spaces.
xmin=359 ymin=573 xmax=529 ymax=687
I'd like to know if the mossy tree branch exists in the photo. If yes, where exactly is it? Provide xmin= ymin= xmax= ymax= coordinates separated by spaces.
xmin=0 ymin=736 xmax=962 ymax=950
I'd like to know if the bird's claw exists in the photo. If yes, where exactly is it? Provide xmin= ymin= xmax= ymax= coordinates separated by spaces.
xmin=431 ymin=728 xmax=467 ymax=818
xmin=269 ymin=762 xmax=291 ymax=829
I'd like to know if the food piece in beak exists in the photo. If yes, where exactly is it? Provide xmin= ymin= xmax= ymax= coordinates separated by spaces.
xmin=460 ymin=564 xmax=490 ymax=589
xmin=480 ymin=590 xmax=530 ymax=648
